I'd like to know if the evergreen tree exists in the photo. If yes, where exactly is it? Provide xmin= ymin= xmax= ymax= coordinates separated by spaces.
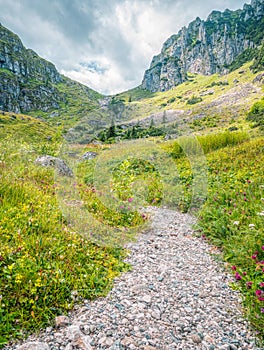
xmin=98 ymin=130 xmax=106 ymax=142
xmin=106 ymin=119 xmax=116 ymax=139
xmin=131 ymin=126 xmax=137 ymax=139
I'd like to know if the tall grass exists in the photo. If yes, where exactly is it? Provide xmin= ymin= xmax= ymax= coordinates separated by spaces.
xmin=169 ymin=131 xmax=249 ymax=158
xmin=0 ymin=135 xmax=128 ymax=347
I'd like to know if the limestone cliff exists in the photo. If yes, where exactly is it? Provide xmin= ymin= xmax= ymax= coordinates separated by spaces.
xmin=0 ymin=24 xmax=66 ymax=113
xmin=142 ymin=0 xmax=264 ymax=92
xmin=0 ymin=24 xmax=101 ymax=115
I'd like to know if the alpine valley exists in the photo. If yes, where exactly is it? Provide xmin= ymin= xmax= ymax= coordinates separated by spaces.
xmin=0 ymin=0 xmax=264 ymax=347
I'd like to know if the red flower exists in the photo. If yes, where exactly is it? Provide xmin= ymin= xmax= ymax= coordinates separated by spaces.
xmin=246 ymin=281 xmax=253 ymax=288
xmin=256 ymin=290 xmax=262 ymax=296
xmin=260 ymin=282 xmax=264 ymax=287
xmin=252 ymin=255 xmax=257 ymax=259
xmin=235 ymin=272 xmax=242 ymax=280
xmin=258 ymin=297 xmax=264 ymax=301
xmin=231 ymin=265 xmax=237 ymax=271
xmin=128 ymin=197 xmax=133 ymax=203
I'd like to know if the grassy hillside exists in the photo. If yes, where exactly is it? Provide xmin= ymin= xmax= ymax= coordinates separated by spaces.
xmin=169 ymin=134 xmax=264 ymax=337
xmin=0 ymin=60 xmax=263 ymax=347
xmin=15 ymin=61 xmax=262 ymax=145
xmin=26 ymin=76 xmax=104 ymax=130
xmin=1 ymin=113 xmax=264 ymax=346
xmin=90 ymin=62 xmax=263 ymax=144
xmin=0 ymin=114 xmax=134 ymax=346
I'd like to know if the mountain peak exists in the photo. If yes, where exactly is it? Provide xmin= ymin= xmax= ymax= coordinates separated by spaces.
xmin=0 ymin=23 xmax=101 ymax=115
xmin=142 ymin=0 xmax=264 ymax=92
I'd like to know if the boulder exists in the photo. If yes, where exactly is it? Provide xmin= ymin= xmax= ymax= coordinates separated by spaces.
xmin=35 ymin=156 xmax=73 ymax=177
xmin=81 ymin=151 xmax=98 ymax=160
xmin=253 ymin=72 xmax=264 ymax=84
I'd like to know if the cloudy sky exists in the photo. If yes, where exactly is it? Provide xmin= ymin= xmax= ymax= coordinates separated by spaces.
xmin=0 ymin=0 xmax=249 ymax=95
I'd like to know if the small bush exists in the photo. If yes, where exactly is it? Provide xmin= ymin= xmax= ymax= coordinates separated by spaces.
xmin=186 ymin=96 xmax=203 ymax=105
xmin=207 ymin=80 xmax=229 ymax=87
xmin=246 ymin=97 xmax=264 ymax=129
xmin=167 ymin=97 xmax=176 ymax=103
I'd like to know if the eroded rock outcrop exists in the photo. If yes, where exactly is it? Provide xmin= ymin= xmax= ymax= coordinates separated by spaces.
xmin=142 ymin=0 xmax=264 ymax=92
xmin=0 ymin=24 xmax=64 ymax=113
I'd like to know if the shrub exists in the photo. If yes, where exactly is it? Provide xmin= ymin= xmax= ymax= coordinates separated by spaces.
xmin=186 ymin=96 xmax=202 ymax=105
xmin=246 ymin=97 xmax=264 ymax=129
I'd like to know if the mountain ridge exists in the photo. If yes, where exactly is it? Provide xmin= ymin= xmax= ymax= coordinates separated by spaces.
xmin=0 ymin=23 xmax=101 ymax=115
xmin=141 ymin=0 xmax=264 ymax=92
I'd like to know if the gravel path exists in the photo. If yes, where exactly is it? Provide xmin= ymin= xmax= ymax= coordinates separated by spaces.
xmin=6 ymin=207 xmax=262 ymax=350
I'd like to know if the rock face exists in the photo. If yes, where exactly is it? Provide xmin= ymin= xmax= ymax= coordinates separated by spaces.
xmin=0 ymin=24 xmax=102 ymax=118
xmin=142 ymin=0 xmax=264 ymax=92
xmin=0 ymin=24 xmax=64 ymax=113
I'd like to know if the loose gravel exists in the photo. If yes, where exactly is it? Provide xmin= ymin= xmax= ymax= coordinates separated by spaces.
xmin=5 ymin=207 xmax=263 ymax=350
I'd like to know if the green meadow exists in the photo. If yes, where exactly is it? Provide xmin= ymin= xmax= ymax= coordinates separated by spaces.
xmin=0 ymin=62 xmax=263 ymax=346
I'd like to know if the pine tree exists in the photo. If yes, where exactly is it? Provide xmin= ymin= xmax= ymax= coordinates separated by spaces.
xmin=131 ymin=126 xmax=137 ymax=139
xmin=106 ymin=119 xmax=116 ymax=139
xmin=98 ymin=130 xmax=106 ymax=142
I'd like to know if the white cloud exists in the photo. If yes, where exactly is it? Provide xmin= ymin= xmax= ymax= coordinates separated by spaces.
xmin=61 ymin=57 xmax=132 ymax=95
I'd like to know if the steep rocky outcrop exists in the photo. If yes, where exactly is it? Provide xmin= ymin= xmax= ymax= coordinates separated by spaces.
xmin=142 ymin=0 xmax=264 ymax=92
xmin=0 ymin=24 xmax=65 ymax=113
xmin=0 ymin=24 xmax=101 ymax=115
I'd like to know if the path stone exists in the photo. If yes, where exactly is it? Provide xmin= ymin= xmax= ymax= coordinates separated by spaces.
xmin=55 ymin=315 xmax=70 ymax=328
xmin=17 ymin=343 xmax=49 ymax=350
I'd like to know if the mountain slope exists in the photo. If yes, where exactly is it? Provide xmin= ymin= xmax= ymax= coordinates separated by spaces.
xmin=142 ymin=0 xmax=264 ymax=92
xmin=0 ymin=23 xmax=102 ymax=116
xmin=96 ymin=62 xmax=264 ymax=143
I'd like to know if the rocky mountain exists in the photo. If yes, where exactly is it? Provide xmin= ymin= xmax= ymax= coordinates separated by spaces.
xmin=0 ymin=23 xmax=100 ymax=114
xmin=142 ymin=0 xmax=264 ymax=92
